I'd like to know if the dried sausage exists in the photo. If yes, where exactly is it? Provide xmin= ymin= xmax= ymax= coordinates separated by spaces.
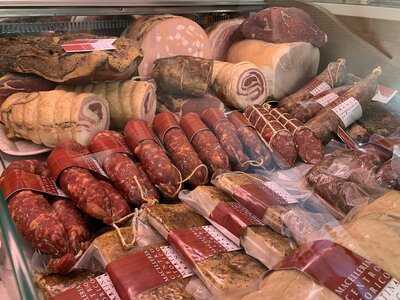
xmin=279 ymin=58 xmax=347 ymax=112
xmin=201 ymin=108 xmax=249 ymax=170
xmin=89 ymin=130 xmax=159 ymax=206
xmin=124 ymin=119 xmax=181 ymax=199
xmin=267 ymin=106 xmax=324 ymax=164
xmin=153 ymin=112 xmax=208 ymax=186
xmin=47 ymin=140 xmax=130 ymax=224
xmin=243 ymin=105 xmax=297 ymax=169
xmin=227 ymin=111 xmax=272 ymax=168
xmin=306 ymin=67 xmax=381 ymax=143
xmin=180 ymin=112 xmax=230 ymax=172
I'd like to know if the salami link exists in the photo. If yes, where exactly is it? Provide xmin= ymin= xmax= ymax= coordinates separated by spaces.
xmin=124 ymin=119 xmax=181 ymax=199
xmin=227 ymin=111 xmax=272 ymax=168
xmin=153 ymin=112 xmax=208 ymax=186
xmin=180 ymin=112 xmax=230 ymax=172
xmin=89 ymin=131 xmax=159 ymax=206
xmin=306 ymin=67 xmax=382 ymax=143
xmin=201 ymin=107 xmax=249 ymax=170
xmin=290 ymin=85 xmax=352 ymax=123
xmin=47 ymin=140 xmax=130 ymax=225
xmin=52 ymin=199 xmax=91 ymax=254
xmin=279 ymin=58 xmax=347 ymax=112
xmin=267 ymin=106 xmax=324 ymax=164
xmin=8 ymin=191 xmax=76 ymax=273
xmin=243 ymin=105 xmax=297 ymax=169
xmin=2 ymin=160 xmax=90 ymax=274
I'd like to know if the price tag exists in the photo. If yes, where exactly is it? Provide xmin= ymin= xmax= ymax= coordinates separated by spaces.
xmin=372 ymin=85 xmax=398 ymax=104
xmin=62 ymin=38 xmax=116 ymax=53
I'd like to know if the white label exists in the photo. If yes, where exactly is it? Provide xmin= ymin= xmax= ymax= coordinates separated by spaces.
xmin=95 ymin=274 xmax=121 ymax=300
xmin=316 ymin=92 xmax=340 ymax=107
xmin=264 ymin=181 xmax=298 ymax=204
xmin=331 ymin=97 xmax=363 ymax=128
xmin=202 ymin=225 xmax=241 ymax=252
xmin=376 ymin=279 xmax=400 ymax=300
xmin=62 ymin=38 xmax=116 ymax=53
xmin=372 ymin=85 xmax=398 ymax=104
xmin=310 ymin=81 xmax=331 ymax=97
xmin=160 ymin=246 xmax=194 ymax=278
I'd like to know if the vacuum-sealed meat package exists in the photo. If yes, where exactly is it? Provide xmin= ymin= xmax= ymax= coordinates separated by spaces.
xmin=179 ymin=186 xmax=295 ymax=268
xmin=211 ymin=171 xmax=340 ymax=245
xmin=242 ymin=190 xmax=400 ymax=300
xmin=306 ymin=148 xmax=385 ymax=213
xmin=146 ymin=203 xmax=267 ymax=300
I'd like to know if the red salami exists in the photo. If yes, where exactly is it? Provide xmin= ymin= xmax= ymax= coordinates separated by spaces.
xmin=180 ymin=112 xmax=230 ymax=173
xmin=153 ymin=112 xmax=208 ymax=187
xmin=2 ymin=160 xmax=90 ymax=274
xmin=201 ymin=108 xmax=249 ymax=170
xmin=228 ymin=111 xmax=272 ymax=168
xmin=89 ymin=131 xmax=159 ymax=206
xmin=243 ymin=105 xmax=297 ymax=169
xmin=267 ymin=106 xmax=324 ymax=164
xmin=47 ymin=140 xmax=130 ymax=225
xmin=124 ymin=119 xmax=181 ymax=199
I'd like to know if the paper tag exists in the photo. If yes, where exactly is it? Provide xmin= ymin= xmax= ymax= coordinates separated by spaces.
xmin=168 ymin=225 xmax=241 ymax=265
xmin=309 ymin=81 xmax=332 ymax=97
xmin=277 ymin=240 xmax=400 ymax=300
xmin=372 ymin=85 xmax=398 ymax=104
xmin=62 ymin=38 xmax=116 ymax=53
xmin=106 ymin=246 xmax=194 ymax=300
xmin=331 ymin=97 xmax=363 ymax=128
xmin=54 ymin=274 xmax=120 ymax=300
xmin=0 ymin=169 xmax=67 ymax=200
xmin=316 ymin=92 xmax=340 ymax=107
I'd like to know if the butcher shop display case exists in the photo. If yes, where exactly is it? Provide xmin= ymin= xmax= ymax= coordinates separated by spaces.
xmin=0 ymin=1 xmax=399 ymax=299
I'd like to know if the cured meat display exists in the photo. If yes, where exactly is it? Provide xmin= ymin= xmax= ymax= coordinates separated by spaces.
xmin=207 ymin=18 xmax=244 ymax=60
xmin=89 ymin=130 xmax=159 ymax=206
xmin=244 ymin=105 xmax=297 ymax=169
xmin=59 ymin=79 xmax=157 ymax=129
xmin=153 ymin=55 xmax=213 ymax=97
xmin=279 ymin=58 xmax=347 ymax=112
xmin=227 ymin=40 xmax=320 ymax=99
xmin=0 ymin=35 xmax=142 ymax=84
xmin=180 ymin=112 xmax=230 ymax=172
xmin=124 ymin=119 xmax=181 ymax=199
xmin=0 ymin=73 xmax=55 ymax=104
xmin=212 ymin=60 xmax=268 ymax=109
xmin=306 ymin=67 xmax=382 ymax=143
xmin=227 ymin=111 xmax=273 ymax=168
xmin=124 ymin=15 xmax=210 ymax=76
xmin=201 ymin=108 xmax=249 ymax=170
xmin=47 ymin=140 xmax=130 ymax=224
xmin=153 ymin=112 xmax=208 ymax=186
xmin=240 ymin=7 xmax=328 ymax=47
xmin=0 ymin=90 xmax=110 ymax=147
xmin=0 ymin=6 xmax=400 ymax=300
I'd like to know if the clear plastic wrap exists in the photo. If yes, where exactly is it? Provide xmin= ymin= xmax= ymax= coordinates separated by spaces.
xmin=146 ymin=203 xmax=267 ymax=300
xmin=179 ymin=186 xmax=295 ymax=268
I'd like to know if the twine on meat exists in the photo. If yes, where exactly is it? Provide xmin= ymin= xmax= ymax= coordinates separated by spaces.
xmin=155 ymin=164 xmax=183 ymax=199
xmin=112 ymin=208 xmax=140 ymax=250
xmin=242 ymin=157 xmax=264 ymax=168
xmin=74 ymin=249 xmax=83 ymax=260
xmin=133 ymin=175 xmax=158 ymax=206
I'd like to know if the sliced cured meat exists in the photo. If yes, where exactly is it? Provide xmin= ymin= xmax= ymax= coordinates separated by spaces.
xmin=124 ymin=15 xmax=210 ymax=77
xmin=207 ymin=17 xmax=244 ymax=60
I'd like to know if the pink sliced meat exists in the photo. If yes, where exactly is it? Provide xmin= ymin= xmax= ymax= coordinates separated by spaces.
xmin=125 ymin=15 xmax=211 ymax=77
xmin=207 ymin=17 xmax=244 ymax=60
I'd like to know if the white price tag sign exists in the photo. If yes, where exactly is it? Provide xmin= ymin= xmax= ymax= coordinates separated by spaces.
xmin=331 ymin=97 xmax=363 ymax=128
